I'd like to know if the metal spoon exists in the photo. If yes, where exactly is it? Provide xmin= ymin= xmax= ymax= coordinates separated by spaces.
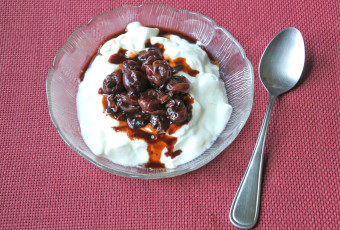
xmin=229 ymin=28 xmax=305 ymax=229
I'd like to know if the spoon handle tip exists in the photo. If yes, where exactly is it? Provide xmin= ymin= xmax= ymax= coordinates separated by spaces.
xmin=229 ymin=94 xmax=276 ymax=229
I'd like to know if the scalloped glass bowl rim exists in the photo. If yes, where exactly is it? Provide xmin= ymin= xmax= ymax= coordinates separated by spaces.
xmin=46 ymin=3 xmax=254 ymax=179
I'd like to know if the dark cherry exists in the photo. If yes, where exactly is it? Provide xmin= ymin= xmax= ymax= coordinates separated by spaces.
xmin=138 ymin=47 xmax=162 ymax=65
xmin=150 ymin=115 xmax=169 ymax=133
xmin=166 ymin=98 xmax=188 ymax=125
xmin=115 ymin=92 xmax=139 ymax=106
xmin=122 ymin=70 xmax=149 ymax=93
xmin=144 ymin=60 xmax=172 ymax=89
xmin=119 ymin=104 xmax=140 ymax=113
xmin=138 ymin=89 xmax=165 ymax=115
xmin=166 ymin=75 xmax=190 ymax=94
xmin=106 ymin=95 xmax=118 ymax=113
xmin=101 ymin=69 xmax=125 ymax=94
xmin=122 ymin=60 xmax=140 ymax=72
xmin=127 ymin=117 xmax=149 ymax=129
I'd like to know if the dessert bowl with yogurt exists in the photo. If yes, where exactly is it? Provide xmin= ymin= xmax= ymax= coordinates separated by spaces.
xmin=47 ymin=4 xmax=254 ymax=178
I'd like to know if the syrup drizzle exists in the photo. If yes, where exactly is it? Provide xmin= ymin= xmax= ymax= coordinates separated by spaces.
xmin=101 ymin=93 xmax=193 ymax=169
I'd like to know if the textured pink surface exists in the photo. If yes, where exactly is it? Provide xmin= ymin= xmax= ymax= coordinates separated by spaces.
xmin=1 ymin=0 xmax=339 ymax=229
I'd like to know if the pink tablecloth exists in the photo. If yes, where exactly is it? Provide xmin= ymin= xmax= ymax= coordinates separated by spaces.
xmin=1 ymin=0 xmax=339 ymax=229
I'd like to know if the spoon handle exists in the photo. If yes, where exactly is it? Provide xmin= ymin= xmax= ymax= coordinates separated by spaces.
xmin=230 ymin=94 xmax=276 ymax=229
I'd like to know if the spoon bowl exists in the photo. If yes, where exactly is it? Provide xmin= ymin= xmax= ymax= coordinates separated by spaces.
xmin=230 ymin=28 xmax=305 ymax=229
xmin=259 ymin=28 xmax=305 ymax=95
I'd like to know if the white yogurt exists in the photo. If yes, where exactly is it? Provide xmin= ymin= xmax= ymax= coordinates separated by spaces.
xmin=77 ymin=22 xmax=232 ymax=168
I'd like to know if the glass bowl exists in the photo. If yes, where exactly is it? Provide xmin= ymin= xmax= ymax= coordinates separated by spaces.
xmin=46 ymin=3 xmax=254 ymax=179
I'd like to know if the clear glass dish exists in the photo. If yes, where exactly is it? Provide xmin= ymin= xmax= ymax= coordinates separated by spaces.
xmin=46 ymin=3 xmax=254 ymax=179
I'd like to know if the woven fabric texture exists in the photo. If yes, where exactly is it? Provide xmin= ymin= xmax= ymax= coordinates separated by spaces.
xmin=0 ymin=0 xmax=339 ymax=229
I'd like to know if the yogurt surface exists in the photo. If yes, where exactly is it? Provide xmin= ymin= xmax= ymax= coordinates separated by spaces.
xmin=77 ymin=22 xmax=232 ymax=168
